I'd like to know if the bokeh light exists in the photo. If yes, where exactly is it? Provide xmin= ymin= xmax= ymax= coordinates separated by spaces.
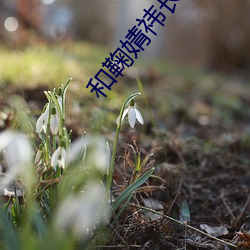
xmin=50 ymin=24 xmax=67 ymax=40
xmin=4 ymin=17 xmax=19 ymax=32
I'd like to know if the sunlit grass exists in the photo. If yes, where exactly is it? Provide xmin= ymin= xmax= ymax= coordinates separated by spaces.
xmin=0 ymin=42 xmax=205 ymax=87
xmin=0 ymin=46 xmax=64 ymax=85
xmin=0 ymin=43 xmax=100 ymax=87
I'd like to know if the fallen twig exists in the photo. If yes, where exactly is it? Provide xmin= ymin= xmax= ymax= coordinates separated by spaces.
xmin=234 ymin=192 xmax=250 ymax=227
xmin=130 ymin=203 xmax=237 ymax=249
xmin=221 ymin=189 xmax=236 ymax=222
xmin=166 ymin=178 xmax=183 ymax=215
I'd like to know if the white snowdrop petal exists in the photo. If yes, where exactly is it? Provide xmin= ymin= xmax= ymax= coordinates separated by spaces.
xmin=51 ymin=147 xmax=61 ymax=168
xmin=121 ymin=108 xmax=129 ymax=121
xmin=55 ymin=183 xmax=109 ymax=240
xmin=50 ymin=114 xmax=59 ymax=135
xmin=68 ymin=137 xmax=88 ymax=163
xmin=35 ymin=150 xmax=42 ymax=164
xmin=6 ymin=134 xmax=32 ymax=170
xmin=93 ymin=138 xmax=110 ymax=172
xmin=0 ymin=131 xmax=33 ymax=190
xmin=39 ymin=104 xmax=50 ymax=133
xmin=135 ymin=109 xmax=144 ymax=125
xmin=0 ymin=130 xmax=13 ymax=151
xmin=57 ymin=96 xmax=63 ymax=111
xmin=61 ymin=148 xmax=67 ymax=161
xmin=55 ymin=196 xmax=79 ymax=231
xmin=44 ymin=104 xmax=50 ymax=119
xmin=58 ymin=159 xmax=65 ymax=169
xmin=36 ymin=113 xmax=45 ymax=133
xmin=128 ymin=108 xmax=136 ymax=128
xmin=41 ymin=122 xmax=48 ymax=133
xmin=60 ymin=148 xmax=67 ymax=169
xmin=51 ymin=147 xmax=67 ymax=169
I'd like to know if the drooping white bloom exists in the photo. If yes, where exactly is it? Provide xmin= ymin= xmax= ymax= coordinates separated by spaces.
xmin=54 ymin=182 xmax=109 ymax=240
xmin=36 ymin=103 xmax=50 ymax=133
xmin=51 ymin=145 xmax=67 ymax=169
xmin=50 ymin=106 xmax=60 ymax=135
xmin=67 ymin=136 xmax=87 ymax=164
xmin=57 ymin=95 xmax=63 ymax=112
xmin=67 ymin=136 xmax=110 ymax=173
xmin=50 ymin=114 xmax=59 ymax=135
xmin=90 ymin=137 xmax=110 ymax=173
xmin=35 ymin=150 xmax=42 ymax=164
xmin=0 ymin=130 xmax=33 ymax=190
xmin=2 ymin=131 xmax=32 ymax=170
xmin=120 ymin=99 xmax=144 ymax=128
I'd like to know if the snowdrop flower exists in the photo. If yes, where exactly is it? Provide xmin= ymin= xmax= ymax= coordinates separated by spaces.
xmin=36 ymin=103 xmax=50 ymax=133
xmin=50 ymin=106 xmax=60 ymax=135
xmin=67 ymin=136 xmax=87 ymax=164
xmin=57 ymin=95 xmax=63 ymax=112
xmin=54 ymin=182 xmax=109 ymax=240
xmin=67 ymin=135 xmax=110 ymax=173
xmin=88 ymin=137 xmax=110 ymax=173
xmin=51 ymin=142 xmax=67 ymax=169
xmin=120 ymin=99 xmax=144 ymax=128
xmin=0 ymin=130 xmax=33 ymax=190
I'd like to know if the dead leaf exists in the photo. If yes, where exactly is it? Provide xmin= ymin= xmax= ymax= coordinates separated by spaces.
xmin=142 ymin=198 xmax=164 ymax=221
xmin=174 ymin=192 xmax=191 ymax=222
xmin=143 ymin=198 xmax=163 ymax=210
xmin=200 ymin=224 xmax=229 ymax=237
xmin=237 ymin=231 xmax=250 ymax=248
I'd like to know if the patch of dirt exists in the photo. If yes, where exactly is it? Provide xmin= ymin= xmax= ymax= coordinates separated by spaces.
xmin=108 ymin=131 xmax=250 ymax=249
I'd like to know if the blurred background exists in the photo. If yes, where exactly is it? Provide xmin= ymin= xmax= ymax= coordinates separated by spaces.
xmin=1 ymin=0 xmax=250 ymax=136
xmin=1 ymin=0 xmax=250 ymax=72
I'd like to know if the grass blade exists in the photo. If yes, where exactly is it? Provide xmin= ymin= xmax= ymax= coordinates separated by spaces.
xmin=112 ymin=167 xmax=154 ymax=211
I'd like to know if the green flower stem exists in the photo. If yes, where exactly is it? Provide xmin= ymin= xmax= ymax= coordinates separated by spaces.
xmin=44 ymin=96 xmax=53 ymax=164
xmin=61 ymin=78 xmax=72 ymax=127
xmin=48 ymin=92 xmax=63 ymax=136
xmin=52 ymin=134 xmax=56 ymax=152
xmin=63 ymin=127 xmax=70 ymax=150
xmin=106 ymin=92 xmax=141 ymax=197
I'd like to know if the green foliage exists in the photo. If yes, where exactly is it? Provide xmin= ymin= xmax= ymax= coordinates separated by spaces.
xmin=0 ymin=81 xmax=153 ymax=249
xmin=112 ymin=167 xmax=155 ymax=212
xmin=0 ymin=205 xmax=21 ymax=250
